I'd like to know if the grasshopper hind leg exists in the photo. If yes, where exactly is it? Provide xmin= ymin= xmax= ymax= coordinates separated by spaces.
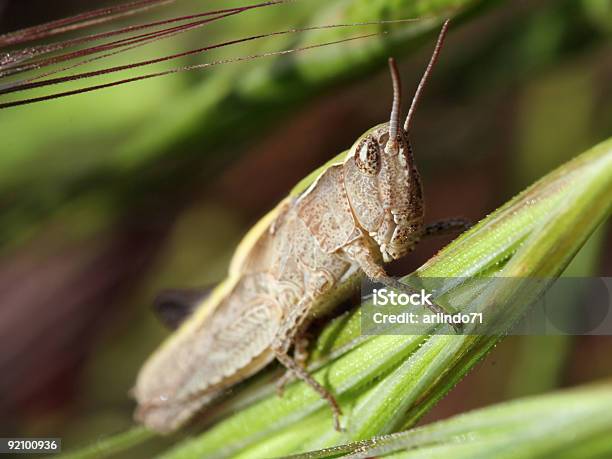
xmin=272 ymin=295 xmax=344 ymax=431
xmin=273 ymin=347 xmax=344 ymax=431
xmin=275 ymin=333 xmax=310 ymax=396
xmin=153 ymin=286 xmax=214 ymax=330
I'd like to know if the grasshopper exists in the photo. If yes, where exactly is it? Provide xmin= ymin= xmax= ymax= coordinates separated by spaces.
xmin=133 ymin=19 xmax=468 ymax=433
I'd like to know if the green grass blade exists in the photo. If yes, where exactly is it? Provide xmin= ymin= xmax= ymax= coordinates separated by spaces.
xmin=285 ymin=382 xmax=612 ymax=459
xmin=58 ymin=426 xmax=152 ymax=459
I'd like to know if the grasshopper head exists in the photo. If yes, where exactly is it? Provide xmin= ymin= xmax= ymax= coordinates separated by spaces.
xmin=345 ymin=61 xmax=423 ymax=262
xmin=345 ymin=22 xmax=449 ymax=262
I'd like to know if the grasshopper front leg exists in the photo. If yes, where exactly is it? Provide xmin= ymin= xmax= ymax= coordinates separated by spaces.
xmin=343 ymin=238 xmax=462 ymax=333
xmin=424 ymin=218 xmax=471 ymax=238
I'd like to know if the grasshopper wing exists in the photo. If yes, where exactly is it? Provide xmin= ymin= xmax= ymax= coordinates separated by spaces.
xmin=134 ymin=152 xmax=353 ymax=433
xmin=133 ymin=276 xmax=281 ymax=432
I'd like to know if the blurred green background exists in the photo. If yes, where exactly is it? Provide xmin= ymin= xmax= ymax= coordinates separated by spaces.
xmin=0 ymin=0 xmax=611 ymax=456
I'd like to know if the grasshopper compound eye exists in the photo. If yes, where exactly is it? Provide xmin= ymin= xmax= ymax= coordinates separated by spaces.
xmin=355 ymin=136 xmax=380 ymax=175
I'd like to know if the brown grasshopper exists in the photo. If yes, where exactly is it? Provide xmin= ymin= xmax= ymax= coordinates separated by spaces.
xmin=133 ymin=19 xmax=468 ymax=433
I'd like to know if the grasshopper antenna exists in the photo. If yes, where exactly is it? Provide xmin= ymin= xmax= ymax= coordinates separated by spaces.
xmin=404 ymin=19 xmax=450 ymax=133
xmin=386 ymin=57 xmax=402 ymax=153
